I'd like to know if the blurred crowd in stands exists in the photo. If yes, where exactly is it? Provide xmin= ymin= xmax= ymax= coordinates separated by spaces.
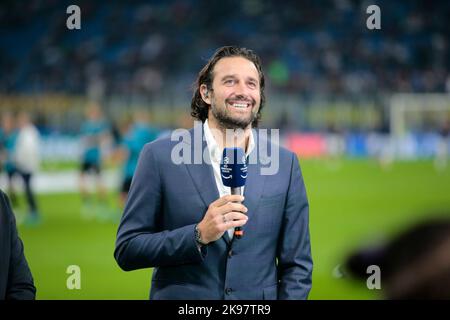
xmin=1 ymin=0 xmax=449 ymax=98
xmin=0 ymin=1 xmax=449 ymax=163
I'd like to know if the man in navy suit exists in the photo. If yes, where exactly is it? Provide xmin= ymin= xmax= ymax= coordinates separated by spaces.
xmin=115 ymin=46 xmax=313 ymax=300
xmin=0 ymin=190 xmax=36 ymax=300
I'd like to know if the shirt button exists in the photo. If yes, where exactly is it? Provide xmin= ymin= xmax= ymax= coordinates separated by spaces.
xmin=225 ymin=288 xmax=233 ymax=295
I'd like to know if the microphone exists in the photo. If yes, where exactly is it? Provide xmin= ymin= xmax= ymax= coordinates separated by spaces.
xmin=220 ymin=147 xmax=248 ymax=239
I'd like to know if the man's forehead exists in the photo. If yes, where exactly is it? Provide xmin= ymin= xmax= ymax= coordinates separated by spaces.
xmin=212 ymin=56 xmax=259 ymax=79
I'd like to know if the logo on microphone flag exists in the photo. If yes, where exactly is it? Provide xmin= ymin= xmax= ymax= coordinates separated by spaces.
xmin=220 ymin=147 xmax=248 ymax=188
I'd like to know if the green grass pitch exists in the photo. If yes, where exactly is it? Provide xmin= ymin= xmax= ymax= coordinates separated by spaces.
xmin=16 ymin=159 xmax=450 ymax=299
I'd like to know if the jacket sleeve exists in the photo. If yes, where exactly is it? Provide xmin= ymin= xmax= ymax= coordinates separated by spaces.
xmin=2 ymin=191 xmax=36 ymax=300
xmin=276 ymin=153 xmax=313 ymax=300
xmin=114 ymin=143 xmax=206 ymax=271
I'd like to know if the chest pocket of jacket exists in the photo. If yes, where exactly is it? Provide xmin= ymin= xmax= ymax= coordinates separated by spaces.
xmin=256 ymin=193 xmax=285 ymax=231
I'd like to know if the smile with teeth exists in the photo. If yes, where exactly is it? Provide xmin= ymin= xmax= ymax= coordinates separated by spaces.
xmin=228 ymin=101 xmax=251 ymax=109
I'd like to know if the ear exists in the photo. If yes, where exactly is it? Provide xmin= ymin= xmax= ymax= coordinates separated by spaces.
xmin=200 ymin=84 xmax=211 ymax=105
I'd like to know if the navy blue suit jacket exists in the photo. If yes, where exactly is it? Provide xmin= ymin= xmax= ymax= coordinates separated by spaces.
xmin=115 ymin=125 xmax=312 ymax=299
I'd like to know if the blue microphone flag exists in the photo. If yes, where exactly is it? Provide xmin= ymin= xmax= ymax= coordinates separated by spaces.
xmin=220 ymin=147 xmax=248 ymax=188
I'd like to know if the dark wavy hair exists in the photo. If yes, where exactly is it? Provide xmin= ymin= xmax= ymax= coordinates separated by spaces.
xmin=190 ymin=46 xmax=265 ymax=127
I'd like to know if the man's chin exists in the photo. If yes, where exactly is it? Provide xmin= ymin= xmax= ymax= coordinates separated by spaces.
xmin=211 ymin=106 xmax=256 ymax=129
xmin=219 ymin=116 xmax=253 ymax=130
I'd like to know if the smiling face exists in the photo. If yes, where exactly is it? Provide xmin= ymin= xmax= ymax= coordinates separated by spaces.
xmin=201 ymin=56 xmax=261 ymax=130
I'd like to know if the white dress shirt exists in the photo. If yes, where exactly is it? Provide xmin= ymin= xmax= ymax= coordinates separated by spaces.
xmin=203 ymin=119 xmax=255 ymax=240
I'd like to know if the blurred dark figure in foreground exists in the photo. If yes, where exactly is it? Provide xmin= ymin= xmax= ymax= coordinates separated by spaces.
xmin=0 ymin=189 xmax=36 ymax=300
xmin=344 ymin=216 xmax=450 ymax=299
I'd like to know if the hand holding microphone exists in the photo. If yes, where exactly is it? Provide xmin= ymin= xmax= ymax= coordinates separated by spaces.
xmin=197 ymin=194 xmax=248 ymax=244
xmin=197 ymin=147 xmax=249 ymax=244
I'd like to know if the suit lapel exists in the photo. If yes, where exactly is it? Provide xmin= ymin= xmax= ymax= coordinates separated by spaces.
xmin=183 ymin=126 xmax=232 ymax=245
xmin=184 ymin=126 xmax=219 ymax=208
xmin=241 ymin=142 xmax=267 ymax=236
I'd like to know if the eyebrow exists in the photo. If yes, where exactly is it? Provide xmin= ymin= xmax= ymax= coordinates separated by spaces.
xmin=221 ymin=74 xmax=259 ymax=83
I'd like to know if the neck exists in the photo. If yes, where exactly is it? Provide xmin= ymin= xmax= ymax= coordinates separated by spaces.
xmin=207 ymin=116 xmax=251 ymax=152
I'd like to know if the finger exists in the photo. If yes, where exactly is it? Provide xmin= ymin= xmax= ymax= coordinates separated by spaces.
xmin=211 ymin=194 xmax=244 ymax=207
xmin=224 ymin=211 xmax=249 ymax=222
xmin=217 ymin=212 xmax=247 ymax=226
xmin=216 ymin=202 xmax=247 ymax=215
xmin=226 ymin=218 xmax=248 ymax=229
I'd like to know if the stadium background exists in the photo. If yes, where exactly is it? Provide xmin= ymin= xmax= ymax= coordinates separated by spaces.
xmin=1 ymin=0 xmax=449 ymax=299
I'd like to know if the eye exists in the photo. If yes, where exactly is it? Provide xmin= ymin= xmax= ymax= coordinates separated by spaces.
xmin=224 ymin=79 xmax=235 ymax=85
xmin=248 ymin=81 xmax=257 ymax=89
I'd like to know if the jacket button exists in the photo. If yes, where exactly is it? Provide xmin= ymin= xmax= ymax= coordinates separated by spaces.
xmin=228 ymin=250 xmax=233 ymax=258
xmin=225 ymin=288 xmax=233 ymax=295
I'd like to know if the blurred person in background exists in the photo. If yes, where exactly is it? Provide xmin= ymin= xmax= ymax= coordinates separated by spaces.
xmin=324 ymin=121 xmax=346 ymax=171
xmin=0 ymin=189 xmax=36 ymax=300
xmin=13 ymin=112 xmax=41 ymax=226
xmin=344 ymin=215 xmax=450 ymax=299
xmin=114 ymin=109 xmax=158 ymax=207
xmin=0 ymin=116 xmax=3 ymax=167
xmin=112 ymin=114 xmax=133 ymax=205
xmin=0 ymin=113 xmax=19 ymax=208
xmin=79 ymin=103 xmax=111 ymax=219
xmin=435 ymin=119 xmax=449 ymax=172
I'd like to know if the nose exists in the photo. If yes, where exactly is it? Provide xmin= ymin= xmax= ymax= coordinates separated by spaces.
xmin=234 ymin=81 xmax=250 ymax=99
